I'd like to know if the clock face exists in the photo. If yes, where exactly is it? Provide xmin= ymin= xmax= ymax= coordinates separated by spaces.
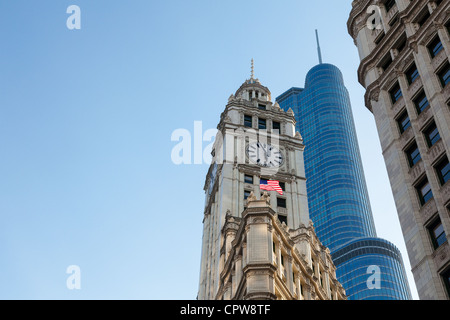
xmin=246 ymin=142 xmax=284 ymax=168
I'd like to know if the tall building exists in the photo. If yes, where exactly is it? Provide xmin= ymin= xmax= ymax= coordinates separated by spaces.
xmin=347 ymin=0 xmax=450 ymax=299
xmin=276 ymin=34 xmax=412 ymax=300
xmin=197 ymin=70 xmax=346 ymax=300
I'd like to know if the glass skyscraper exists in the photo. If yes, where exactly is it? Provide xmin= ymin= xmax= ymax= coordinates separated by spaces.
xmin=277 ymin=63 xmax=412 ymax=300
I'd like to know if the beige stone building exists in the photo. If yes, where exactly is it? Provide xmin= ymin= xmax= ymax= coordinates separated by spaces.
xmin=197 ymin=73 xmax=346 ymax=300
xmin=348 ymin=0 xmax=450 ymax=299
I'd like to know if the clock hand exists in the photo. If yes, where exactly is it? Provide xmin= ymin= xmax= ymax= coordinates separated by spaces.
xmin=259 ymin=143 xmax=268 ymax=161
xmin=264 ymin=145 xmax=272 ymax=159
xmin=260 ymin=144 xmax=270 ymax=159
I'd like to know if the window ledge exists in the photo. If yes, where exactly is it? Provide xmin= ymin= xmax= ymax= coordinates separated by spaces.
xmin=417 ymin=105 xmax=433 ymax=129
xmin=409 ymin=160 xmax=425 ymax=183
xmin=440 ymin=180 xmax=450 ymax=206
xmin=441 ymin=80 xmax=450 ymax=100
xmin=420 ymin=198 xmax=437 ymax=225
xmin=428 ymin=139 xmax=445 ymax=163
xmin=432 ymin=241 xmax=450 ymax=273
xmin=392 ymin=95 xmax=406 ymax=116
xmin=399 ymin=125 xmax=414 ymax=148
xmin=431 ymin=48 xmax=447 ymax=72
xmin=407 ymin=76 xmax=422 ymax=97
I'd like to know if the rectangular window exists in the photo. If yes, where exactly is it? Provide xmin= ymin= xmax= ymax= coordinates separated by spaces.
xmin=390 ymin=82 xmax=403 ymax=104
xmin=428 ymin=219 xmax=447 ymax=250
xmin=244 ymin=175 xmax=254 ymax=184
xmin=384 ymin=0 xmax=396 ymax=12
xmin=397 ymin=110 xmax=411 ymax=134
xmin=395 ymin=36 xmax=407 ymax=53
xmin=417 ymin=9 xmax=431 ymax=27
xmin=278 ymin=215 xmax=288 ymax=225
xmin=244 ymin=115 xmax=252 ymax=128
xmin=258 ymin=104 xmax=266 ymax=111
xmin=436 ymin=157 xmax=450 ymax=186
xmin=406 ymin=142 xmax=422 ymax=167
xmin=244 ymin=190 xmax=252 ymax=200
xmin=414 ymin=91 xmax=430 ymax=114
xmin=437 ymin=62 xmax=450 ymax=88
xmin=258 ymin=118 xmax=267 ymax=130
xmin=389 ymin=15 xmax=399 ymax=27
xmin=380 ymin=54 xmax=393 ymax=72
xmin=279 ymin=182 xmax=286 ymax=191
xmin=374 ymin=32 xmax=385 ymax=45
xmin=272 ymin=121 xmax=281 ymax=132
xmin=416 ymin=178 xmax=433 ymax=206
xmin=406 ymin=63 xmax=419 ymax=85
xmin=277 ymin=198 xmax=287 ymax=208
xmin=443 ymin=268 xmax=450 ymax=298
xmin=428 ymin=36 xmax=444 ymax=58
xmin=424 ymin=121 xmax=441 ymax=147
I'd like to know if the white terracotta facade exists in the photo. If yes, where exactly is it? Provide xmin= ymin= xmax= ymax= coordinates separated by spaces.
xmin=348 ymin=0 xmax=450 ymax=299
xmin=197 ymin=76 xmax=346 ymax=300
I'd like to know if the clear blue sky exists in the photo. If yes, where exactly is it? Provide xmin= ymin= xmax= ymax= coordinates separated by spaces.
xmin=0 ymin=0 xmax=419 ymax=299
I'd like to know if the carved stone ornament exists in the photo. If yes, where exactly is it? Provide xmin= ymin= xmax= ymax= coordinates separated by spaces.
xmin=409 ymin=41 xmax=418 ymax=54
xmin=261 ymin=192 xmax=270 ymax=205
xmin=252 ymin=217 xmax=265 ymax=224
xmin=273 ymin=102 xmax=281 ymax=111
xmin=247 ymin=191 xmax=257 ymax=202
xmin=394 ymin=68 xmax=404 ymax=77
xmin=369 ymin=88 xmax=381 ymax=102
xmin=287 ymin=108 xmax=295 ymax=116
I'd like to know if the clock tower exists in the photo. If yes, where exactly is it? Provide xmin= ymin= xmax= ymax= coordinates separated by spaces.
xmin=197 ymin=68 xmax=346 ymax=300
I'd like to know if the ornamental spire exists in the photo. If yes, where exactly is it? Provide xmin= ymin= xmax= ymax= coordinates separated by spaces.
xmin=251 ymin=58 xmax=255 ymax=79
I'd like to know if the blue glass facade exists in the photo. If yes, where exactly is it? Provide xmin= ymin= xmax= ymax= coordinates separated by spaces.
xmin=332 ymin=238 xmax=411 ymax=300
xmin=277 ymin=63 xmax=412 ymax=300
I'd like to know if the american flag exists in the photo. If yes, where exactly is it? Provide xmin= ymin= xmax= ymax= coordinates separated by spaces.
xmin=260 ymin=179 xmax=283 ymax=195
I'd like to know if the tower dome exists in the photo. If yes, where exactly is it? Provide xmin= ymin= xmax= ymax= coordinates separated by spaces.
xmin=234 ymin=59 xmax=272 ymax=102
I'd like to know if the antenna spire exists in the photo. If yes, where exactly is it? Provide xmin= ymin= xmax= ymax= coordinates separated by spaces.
xmin=315 ymin=30 xmax=323 ymax=64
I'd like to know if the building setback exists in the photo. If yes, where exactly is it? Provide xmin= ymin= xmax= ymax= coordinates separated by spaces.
xmin=347 ymin=0 xmax=450 ymax=299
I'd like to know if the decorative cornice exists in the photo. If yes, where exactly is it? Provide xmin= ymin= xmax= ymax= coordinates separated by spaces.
xmin=348 ymin=0 xmax=374 ymax=39
xmin=354 ymin=1 xmax=449 ymax=90
xmin=357 ymin=22 xmax=405 ymax=87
